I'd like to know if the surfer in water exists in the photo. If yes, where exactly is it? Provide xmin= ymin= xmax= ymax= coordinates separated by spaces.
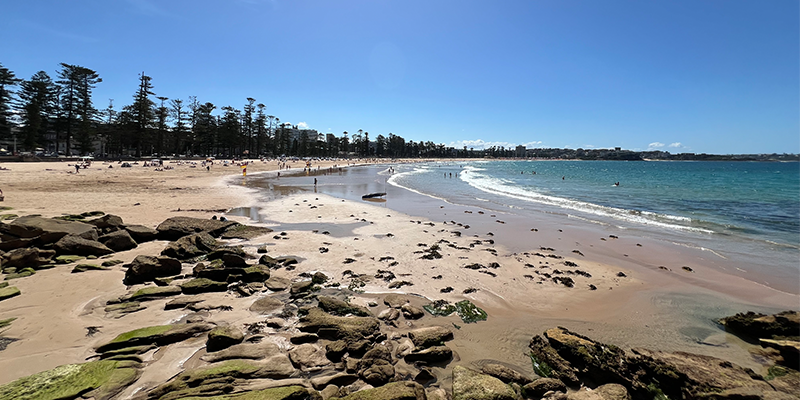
xmin=614 ymin=182 xmax=620 ymax=186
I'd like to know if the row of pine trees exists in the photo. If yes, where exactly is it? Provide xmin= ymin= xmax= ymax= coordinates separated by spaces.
xmin=0 ymin=62 xmax=480 ymax=159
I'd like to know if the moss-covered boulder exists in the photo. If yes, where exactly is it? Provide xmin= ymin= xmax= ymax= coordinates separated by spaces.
xmin=180 ymin=278 xmax=228 ymax=294
xmin=4 ymin=267 xmax=34 ymax=280
xmin=116 ymin=285 xmax=182 ymax=302
xmin=95 ymin=323 xmax=213 ymax=353
xmin=0 ymin=360 xmax=140 ymax=400
xmin=452 ymin=365 xmax=517 ymax=400
xmin=55 ymin=255 xmax=84 ymax=264
xmin=332 ymin=381 xmax=426 ymax=400
xmin=206 ymin=325 xmax=245 ymax=352
xmin=0 ymin=285 xmax=21 ymax=301
xmin=146 ymin=360 xmax=296 ymax=400
xmin=101 ymin=259 xmax=123 ymax=267
xmin=297 ymin=308 xmax=380 ymax=341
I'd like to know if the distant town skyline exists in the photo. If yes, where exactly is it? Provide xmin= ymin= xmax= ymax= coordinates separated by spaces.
xmin=2 ymin=0 xmax=797 ymax=154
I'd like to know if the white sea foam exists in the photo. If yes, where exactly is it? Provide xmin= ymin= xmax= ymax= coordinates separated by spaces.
xmin=461 ymin=170 xmax=714 ymax=234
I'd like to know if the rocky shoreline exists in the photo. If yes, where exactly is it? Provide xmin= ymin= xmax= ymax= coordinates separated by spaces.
xmin=0 ymin=212 xmax=797 ymax=400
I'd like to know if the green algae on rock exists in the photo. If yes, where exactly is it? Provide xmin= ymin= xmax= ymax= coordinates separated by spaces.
xmin=0 ymin=360 xmax=139 ymax=400
xmin=0 ymin=285 xmax=21 ymax=301
xmin=95 ymin=323 xmax=213 ymax=353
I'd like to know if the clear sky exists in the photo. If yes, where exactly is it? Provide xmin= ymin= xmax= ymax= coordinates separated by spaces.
xmin=2 ymin=0 xmax=798 ymax=154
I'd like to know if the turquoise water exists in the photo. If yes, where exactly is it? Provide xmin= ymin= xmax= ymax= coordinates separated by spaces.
xmin=387 ymin=160 xmax=799 ymax=288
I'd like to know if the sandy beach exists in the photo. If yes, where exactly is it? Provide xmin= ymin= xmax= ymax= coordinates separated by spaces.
xmin=0 ymin=159 xmax=796 ymax=397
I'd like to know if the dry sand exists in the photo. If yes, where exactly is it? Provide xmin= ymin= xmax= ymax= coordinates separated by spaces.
xmin=0 ymin=158 xmax=796 ymax=388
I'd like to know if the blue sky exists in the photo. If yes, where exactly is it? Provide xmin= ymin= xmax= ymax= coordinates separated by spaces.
xmin=2 ymin=0 xmax=798 ymax=154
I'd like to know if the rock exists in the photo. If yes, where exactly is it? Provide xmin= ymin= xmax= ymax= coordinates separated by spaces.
xmin=161 ymin=232 xmax=218 ymax=259
xmin=291 ymin=280 xmax=314 ymax=296
xmin=4 ymin=268 xmax=34 ymax=280
xmin=760 ymin=338 xmax=800 ymax=367
xmin=0 ymin=286 xmax=21 ymax=301
xmin=250 ymin=297 xmax=284 ymax=314
xmin=180 ymin=278 xmax=228 ymax=294
xmin=333 ymin=381 xmax=426 ymax=400
xmin=207 ymin=246 xmax=249 ymax=266
xmin=311 ymin=372 xmax=360 ymax=390
xmin=378 ymin=308 xmax=400 ymax=321
xmin=319 ymin=296 xmax=371 ymax=317
xmin=311 ymin=272 xmax=329 ymax=285
xmin=95 ymin=323 xmax=214 ymax=353
xmin=531 ymin=326 xmax=782 ymax=400
xmin=359 ymin=345 xmax=395 ymax=386
xmin=164 ymin=295 xmax=205 ymax=310
xmin=405 ymin=345 xmax=453 ymax=363
xmin=0 ymin=215 xmax=98 ymax=243
xmin=291 ymin=333 xmax=320 ymax=344
xmin=452 ymin=365 xmax=518 ymax=400
xmin=481 ymin=363 xmax=532 ymax=385
xmin=104 ymin=302 xmax=146 ymax=318
xmin=54 ymin=235 xmax=114 ymax=256
xmin=408 ymin=326 xmax=454 ymax=348
xmin=289 ymin=343 xmax=331 ymax=371
xmin=326 ymin=340 xmax=348 ymax=361
xmin=146 ymin=361 xmax=299 ymax=400
xmin=0 ymin=360 xmax=140 ymax=400
xmin=568 ymin=384 xmax=630 ymax=400
xmin=123 ymin=224 xmax=158 ymax=243
xmin=87 ymin=214 xmax=125 ymax=232
xmin=200 ymin=340 xmax=281 ymax=363
xmin=524 ymin=377 xmax=567 ymax=397
xmin=156 ymin=216 xmax=239 ymax=240
xmin=206 ymin=325 xmax=245 ymax=352
xmin=117 ymin=286 xmax=182 ymax=303
xmin=54 ymin=255 xmax=84 ymax=265
xmin=298 ymin=308 xmax=380 ymax=341
xmin=220 ymin=224 xmax=273 ymax=240
xmin=401 ymin=303 xmax=425 ymax=319
xmin=384 ymin=294 xmax=410 ymax=308
xmin=720 ymin=311 xmax=800 ymax=341
xmin=266 ymin=318 xmax=285 ymax=329
xmin=0 ymin=247 xmax=52 ymax=270
xmin=123 ymin=255 xmax=182 ymax=284
xmin=265 ymin=276 xmax=291 ymax=291
xmin=72 ymin=264 xmax=110 ymax=273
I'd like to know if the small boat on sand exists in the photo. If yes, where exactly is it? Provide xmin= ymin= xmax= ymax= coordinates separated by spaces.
xmin=361 ymin=192 xmax=386 ymax=199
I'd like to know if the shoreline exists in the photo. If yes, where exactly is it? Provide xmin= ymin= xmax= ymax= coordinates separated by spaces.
xmin=0 ymin=159 xmax=796 ymax=388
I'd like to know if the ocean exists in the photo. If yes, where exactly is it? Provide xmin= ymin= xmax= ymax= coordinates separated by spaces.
xmin=385 ymin=160 xmax=799 ymax=291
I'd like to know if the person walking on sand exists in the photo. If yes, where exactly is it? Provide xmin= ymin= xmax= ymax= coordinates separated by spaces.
xmin=75 ymin=164 xmax=80 ymax=173
xmin=314 ymin=178 xmax=317 ymax=186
